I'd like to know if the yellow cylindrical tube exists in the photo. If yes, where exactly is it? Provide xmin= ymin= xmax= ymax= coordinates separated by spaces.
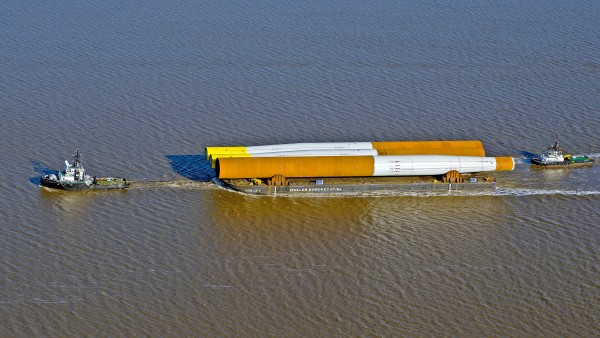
xmin=494 ymin=157 xmax=515 ymax=171
xmin=371 ymin=140 xmax=485 ymax=156
xmin=216 ymin=156 xmax=375 ymax=179
xmin=205 ymin=146 xmax=247 ymax=160
xmin=209 ymin=153 xmax=252 ymax=168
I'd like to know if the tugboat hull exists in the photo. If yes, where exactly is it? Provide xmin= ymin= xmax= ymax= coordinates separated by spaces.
xmin=40 ymin=177 xmax=129 ymax=190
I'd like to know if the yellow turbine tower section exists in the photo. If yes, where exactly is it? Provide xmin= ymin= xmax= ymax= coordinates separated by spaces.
xmin=216 ymin=156 xmax=375 ymax=179
xmin=206 ymin=140 xmax=487 ymax=162
xmin=495 ymin=156 xmax=516 ymax=171
xmin=205 ymin=146 xmax=247 ymax=160
xmin=372 ymin=140 xmax=485 ymax=156
xmin=216 ymin=155 xmax=514 ymax=179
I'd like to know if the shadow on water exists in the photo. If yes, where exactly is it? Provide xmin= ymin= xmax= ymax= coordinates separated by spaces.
xmin=165 ymin=155 xmax=215 ymax=182
xmin=518 ymin=150 xmax=538 ymax=163
xmin=29 ymin=160 xmax=56 ymax=185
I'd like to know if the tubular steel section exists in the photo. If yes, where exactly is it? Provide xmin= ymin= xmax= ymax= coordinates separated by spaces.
xmin=245 ymin=142 xmax=374 ymax=153
xmin=216 ymin=156 xmax=375 ymax=179
xmin=206 ymin=142 xmax=374 ymax=160
xmin=206 ymin=140 xmax=486 ymax=160
xmin=495 ymin=156 xmax=515 ymax=171
xmin=216 ymin=155 xmax=514 ymax=179
xmin=205 ymin=146 xmax=247 ymax=160
xmin=209 ymin=149 xmax=379 ymax=167
xmin=371 ymin=140 xmax=486 ymax=156
xmin=375 ymin=147 xmax=485 ymax=156
xmin=372 ymin=155 xmax=498 ymax=176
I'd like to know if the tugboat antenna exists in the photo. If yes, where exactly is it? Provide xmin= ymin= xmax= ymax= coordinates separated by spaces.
xmin=74 ymin=149 xmax=83 ymax=168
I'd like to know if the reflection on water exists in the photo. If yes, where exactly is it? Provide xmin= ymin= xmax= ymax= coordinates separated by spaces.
xmin=203 ymin=190 xmax=514 ymax=286
xmin=38 ymin=188 xmax=112 ymax=218
xmin=210 ymin=193 xmax=511 ymax=269
xmin=536 ymin=167 xmax=573 ymax=181
xmin=196 ymin=188 xmax=599 ymax=336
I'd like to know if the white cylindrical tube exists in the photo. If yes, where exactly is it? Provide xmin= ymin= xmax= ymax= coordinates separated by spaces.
xmin=253 ymin=149 xmax=377 ymax=157
xmin=245 ymin=142 xmax=374 ymax=153
xmin=373 ymin=155 xmax=504 ymax=176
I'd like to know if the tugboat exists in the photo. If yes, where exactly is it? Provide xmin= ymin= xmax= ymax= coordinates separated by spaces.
xmin=40 ymin=150 xmax=129 ymax=190
xmin=531 ymin=135 xmax=594 ymax=167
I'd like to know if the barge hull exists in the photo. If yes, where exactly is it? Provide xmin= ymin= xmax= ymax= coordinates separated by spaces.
xmin=220 ymin=180 xmax=496 ymax=195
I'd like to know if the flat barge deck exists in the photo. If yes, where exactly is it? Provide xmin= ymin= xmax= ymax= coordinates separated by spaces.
xmin=219 ymin=175 xmax=496 ymax=195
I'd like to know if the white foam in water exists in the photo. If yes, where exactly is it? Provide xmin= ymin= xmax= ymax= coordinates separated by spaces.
xmin=492 ymin=188 xmax=600 ymax=197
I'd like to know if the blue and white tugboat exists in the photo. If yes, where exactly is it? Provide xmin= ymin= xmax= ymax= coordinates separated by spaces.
xmin=532 ymin=135 xmax=594 ymax=167
xmin=40 ymin=150 xmax=129 ymax=190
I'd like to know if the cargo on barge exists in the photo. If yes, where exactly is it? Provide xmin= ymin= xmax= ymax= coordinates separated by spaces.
xmin=208 ymin=140 xmax=515 ymax=196
xmin=214 ymin=155 xmax=513 ymax=195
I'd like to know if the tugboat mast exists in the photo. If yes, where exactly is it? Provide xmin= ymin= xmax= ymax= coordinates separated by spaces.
xmin=73 ymin=149 xmax=83 ymax=168
xmin=71 ymin=150 xmax=85 ymax=181
xmin=552 ymin=133 xmax=560 ymax=151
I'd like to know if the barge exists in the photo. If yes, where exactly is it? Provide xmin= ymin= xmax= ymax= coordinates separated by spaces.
xmin=219 ymin=175 xmax=497 ymax=195
xmin=208 ymin=140 xmax=515 ymax=196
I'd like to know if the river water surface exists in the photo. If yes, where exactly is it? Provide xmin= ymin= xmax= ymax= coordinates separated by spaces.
xmin=1 ymin=0 xmax=599 ymax=336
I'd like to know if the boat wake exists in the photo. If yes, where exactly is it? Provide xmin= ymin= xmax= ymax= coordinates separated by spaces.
xmin=514 ymin=157 xmax=530 ymax=165
xmin=408 ymin=187 xmax=600 ymax=197
xmin=265 ymin=187 xmax=600 ymax=198
xmin=585 ymin=152 xmax=600 ymax=159
xmin=474 ymin=188 xmax=600 ymax=197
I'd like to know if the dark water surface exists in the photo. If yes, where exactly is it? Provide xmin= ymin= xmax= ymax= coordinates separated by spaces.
xmin=2 ymin=0 xmax=599 ymax=336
